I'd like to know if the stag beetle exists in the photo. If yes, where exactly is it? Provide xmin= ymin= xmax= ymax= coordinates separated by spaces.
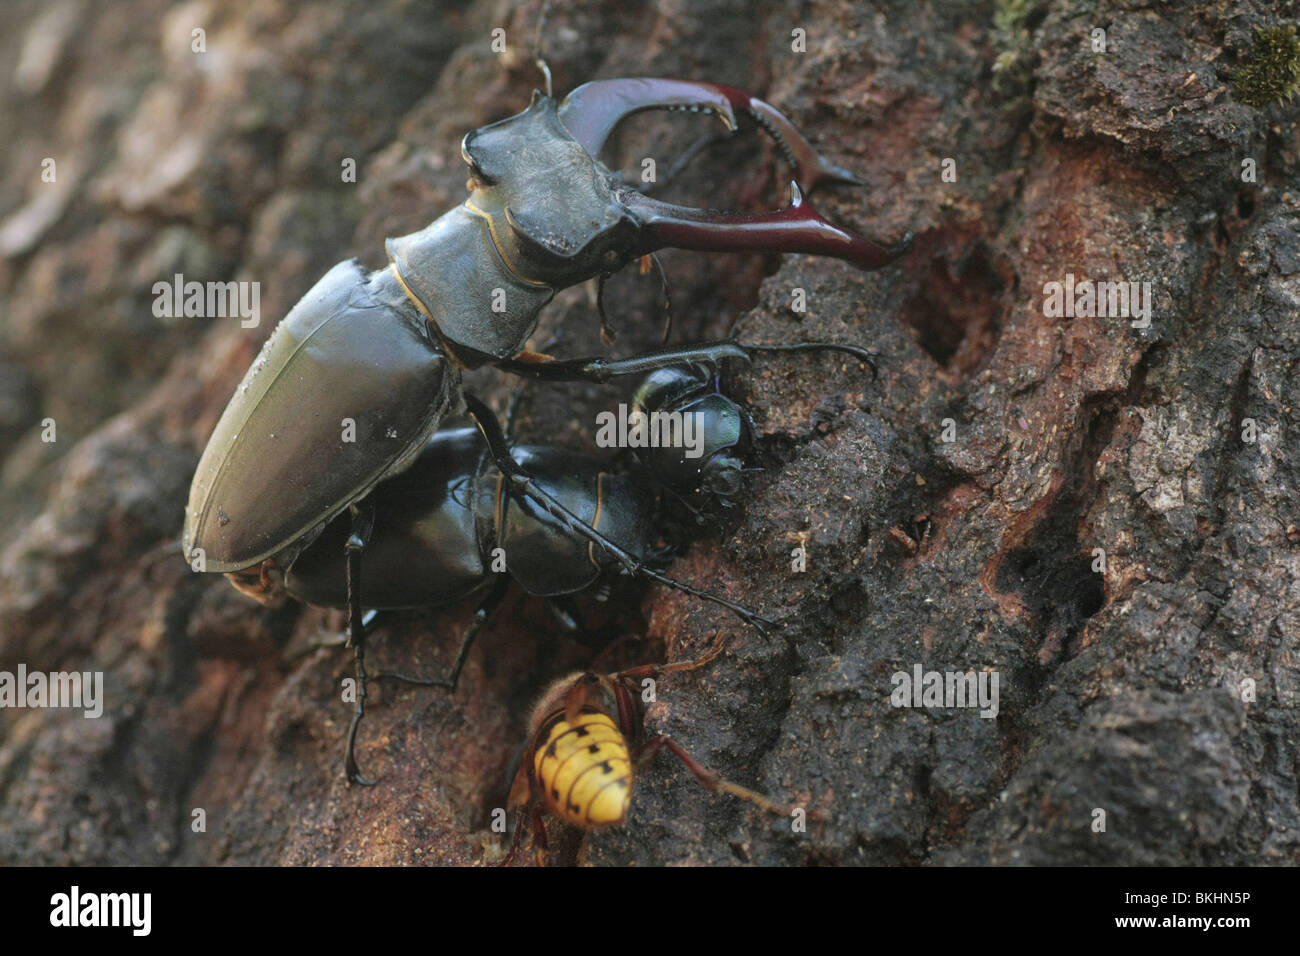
xmin=183 ymin=75 xmax=909 ymax=783
xmin=236 ymin=341 xmax=868 ymax=781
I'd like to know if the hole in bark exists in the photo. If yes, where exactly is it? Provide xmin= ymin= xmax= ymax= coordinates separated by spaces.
xmin=1236 ymin=190 xmax=1256 ymax=220
xmin=1000 ymin=545 xmax=1104 ymax=621
xmin=998 ymin=513 xmax=1105 ymax=661
xmin=899 ymin=235 xmax=1007 ymax=378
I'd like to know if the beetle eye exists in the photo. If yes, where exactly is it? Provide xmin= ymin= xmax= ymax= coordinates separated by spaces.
xmin=460 ymin=136 xmax=496 ymax=187
xmin=465 ymin=154 xmax=496 ymax=187
xmin=702 ymin=455 xmax=744 ymax=504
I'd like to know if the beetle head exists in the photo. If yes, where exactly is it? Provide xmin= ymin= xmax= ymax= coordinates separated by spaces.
xmin=461 ymin=92 xmax=640 ymax=285
xmin=632 ymin=364 xmax=752 ymax=513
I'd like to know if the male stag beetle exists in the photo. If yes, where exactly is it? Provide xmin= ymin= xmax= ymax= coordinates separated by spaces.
xmin=243 ymin=342 xmax=868 ymax=782
xmin=501 ymin=638 xmax=812 ymax=866
xmin=183 ymin=74 xmax=909 ymax=783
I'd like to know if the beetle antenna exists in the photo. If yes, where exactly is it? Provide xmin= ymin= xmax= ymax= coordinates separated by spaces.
xmin=533 ymin=0 xmax=553 ymax=98
xmin=595 ymin=272 xmax=617 ymax=346
xmin=595 ymin=254 xmax=672 ymax=346
xmin=537 ymin=57 xmax=553 ymax=99
xmin=649 ymin=252 xmax=673 ymax=343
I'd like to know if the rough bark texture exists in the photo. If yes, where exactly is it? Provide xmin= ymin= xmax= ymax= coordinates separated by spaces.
xmin=1 ymin=0 xmax=1297 ymax=866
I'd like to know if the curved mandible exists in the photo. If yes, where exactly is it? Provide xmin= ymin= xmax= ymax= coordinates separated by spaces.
xmin=555 ymin=77 xmax=861 ymax=191
xmin=622 ymin=181 xmax=913 ymax=271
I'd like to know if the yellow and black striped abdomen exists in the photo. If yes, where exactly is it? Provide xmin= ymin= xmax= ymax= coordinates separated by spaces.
xmin=534 ymin=711 xmax=633 ymax=829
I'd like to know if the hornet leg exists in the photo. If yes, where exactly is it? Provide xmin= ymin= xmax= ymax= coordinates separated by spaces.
xmin=496 ymin=806 xmax=530 ymax=868
xmin=637 ymin=734 xmax=817 ymax=821
xmin=615 ymin=642 xmax=820 ymax=823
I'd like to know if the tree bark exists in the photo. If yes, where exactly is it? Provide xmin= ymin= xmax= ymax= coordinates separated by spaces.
xmin=1 ymin=0 xmax=1296 ymax=865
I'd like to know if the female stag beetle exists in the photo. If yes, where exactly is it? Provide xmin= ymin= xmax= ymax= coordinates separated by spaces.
xmin=182 ymin=75 xmax=909 ymax=783
xmin=238 ymin=342 xmax=869 ymax=782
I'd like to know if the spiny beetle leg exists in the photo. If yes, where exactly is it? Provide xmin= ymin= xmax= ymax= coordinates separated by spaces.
xmin=599 ymin=253 xmax=673 ymax=345
xmin=649 ymin=252 xmax=673 ymax=343
xmin=742 ymin=339 xmax=879 ymax=378
xmin=495 ymin=340 xmax=752 ymax=383
xmin=462 ymin=393 xmax=774 ymax=635
xmin=343 ymin=499 xmax=378 ymax=787
xmin=496 ymin=337 xmax=876 ymax=384
xmin=375 ymin=577 xmax=510 ymax=693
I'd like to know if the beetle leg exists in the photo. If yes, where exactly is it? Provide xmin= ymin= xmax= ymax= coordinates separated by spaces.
xmin=635 ymin=130 xmax=728 ymax=194
xmin=375 ymin=576 xmax=509 ymax=693
xmin=495 ymin=337 xmax=876 ymax=384
xmin=557 ymin=78 xmax=862 ymax=192
xmin=472 ymin=385 xmax=530 ymax=480
xmin=593 ymin=252 xmax=672 ymax=348
xmin=624 ymin=180 xmax=912 ymax=271
xmin=741 ymin=339 xmax=879 ymax=378
xmin=462 ymin=392 xmax=774 ymax=635
xmin=496 ymin=340 xmax=751 ymax=382
xmin=343 ymin=499 xmax=379 ymax=787
xmin=288 ymin=608 xmax=381 ymax=663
